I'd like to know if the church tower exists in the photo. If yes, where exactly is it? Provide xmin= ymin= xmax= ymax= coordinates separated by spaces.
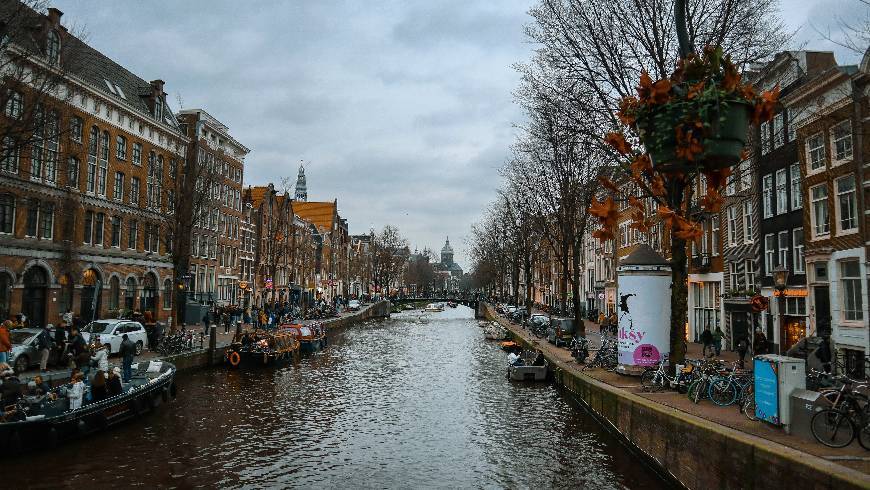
xmin=441 ymin=237 xmax=454 ymax=266
xmin=294 ymin=163 xmax=307 ymax=202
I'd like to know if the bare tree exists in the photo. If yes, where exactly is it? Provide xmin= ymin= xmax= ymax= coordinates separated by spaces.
xmin=369 ymin=225 xmax=409 ymax=296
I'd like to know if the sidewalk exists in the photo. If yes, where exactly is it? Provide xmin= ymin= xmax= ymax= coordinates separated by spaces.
xmin=496 ymin=312 xmax=870 ymax=475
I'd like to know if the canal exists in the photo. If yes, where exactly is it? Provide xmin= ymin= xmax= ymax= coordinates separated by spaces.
xmin=4 ymin=306 xmax=667 ymax=489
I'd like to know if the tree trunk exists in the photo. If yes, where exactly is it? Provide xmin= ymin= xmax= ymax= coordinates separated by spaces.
xmin=669 ymin=235 xmax=689 ymax=372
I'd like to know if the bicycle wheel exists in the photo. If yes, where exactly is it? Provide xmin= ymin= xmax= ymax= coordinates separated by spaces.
xmin=709 ymin=379 xmax=737 ymax=406
xmin=811 ymin=409 xmax=856 ymax=448
xmin=857 ymin=418 xmax=870 ymax=451
xmin=742 ymin=398 xmax=758 ymax=421
xmin=687 ymin=379 xmax=703 ymax=403
xmin=640 ymin=370 xmax=663 ymax=392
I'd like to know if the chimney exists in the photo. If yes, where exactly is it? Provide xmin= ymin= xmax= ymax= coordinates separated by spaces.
xmin=47 ymin=8 xmax=63 ymax=26
xmin=150 ymin=79 xmax=165 ymax=96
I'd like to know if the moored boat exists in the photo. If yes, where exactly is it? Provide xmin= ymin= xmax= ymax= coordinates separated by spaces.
xmin=280 ymin=323 xmax=326 ymax=353
xmin=0 ymin=360 xmax=177 ymax=453
xmin=226 ymin=329 xmax=300 ymax=368
xmin=508 ymin=364 xmax=548 ymax=381
xmin=424 ymin=303 xmax=444 ymax=312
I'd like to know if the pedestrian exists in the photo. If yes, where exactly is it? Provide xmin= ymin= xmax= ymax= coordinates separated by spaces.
xmin=223 ymin=312 xmax=230 ymax=335
xmin=67 ymin=327 xmax=87 ymax=370
xmin=753 ymin=328 xmax=768 ymax=356
xmin=62 ymin=309 xmax=73 ymax=327
xmin=815 ymin=335 xmax=833 ymax=373
xmin=600 ymin=314 xmax=610 ymax=336
xmin=54 ymin=323 xmax=67 ymax=364
xmin=736 ymin=335 xmax=749 ymax=368
xmin=67 ymin=372 xmax=85 ymax=410
xmin=202 ymin=310 xmax=210 ymax=337
xmin=0 ymin=320 xmax=11 ymax=364
xmin=119 ymin=334 xmax=136 ymax=382
xmin=37 ymin=324 xmax=53 ymax=372
xmin=90 ymin=370 xmax=108 ymax=403
xmin=153 ymin=321 xmax=164 ymax=350
xmin=28 ymin=375 xmax=51 ymax=396
xmin=700 ymin=325 xmax=714 ymax=358
xmin=713 ymin=326 xmax=724 ymax=357
xmin=90 ymin=343 xmax=109 ymax=374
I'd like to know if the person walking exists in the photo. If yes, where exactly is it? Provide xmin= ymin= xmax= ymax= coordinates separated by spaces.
xmin=37 ymin=324 xmax=53 ymax=372
xmin=119 ymin=334 xmax=136 ymax=382
xmin=753 ymin=328 xmax=768 ymax=356
xmin=700 ymin=326 xmax=714 ymax=358
xmin=0 ymin=320 xmax=11 ymax=364
xmin=713 ymin=326 xmax=724 ymax=357
xmin=201 ymin=310 xmax=211 ymax=337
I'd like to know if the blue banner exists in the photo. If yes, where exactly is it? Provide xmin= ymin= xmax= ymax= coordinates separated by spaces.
xmin=754 ymin=358 xmax=779 ymax=424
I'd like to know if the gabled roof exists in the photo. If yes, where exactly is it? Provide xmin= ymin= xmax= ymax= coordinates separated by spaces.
xmin=292 ymin=201 xmax=336 ymax=233
xmin=247 ymin=186 xmax=270 ymax=208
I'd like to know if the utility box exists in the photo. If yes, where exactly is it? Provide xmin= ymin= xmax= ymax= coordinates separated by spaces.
xmin=754 ymin=355 xmax=806 ymax=430
xmin=789 ymin=389 xmax=825 ymax=440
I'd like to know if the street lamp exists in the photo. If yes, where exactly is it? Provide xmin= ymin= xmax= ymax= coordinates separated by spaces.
xmin=772 ymin=265 xmax=789 ymax=354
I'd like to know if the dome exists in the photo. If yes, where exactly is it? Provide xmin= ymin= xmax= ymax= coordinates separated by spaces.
xmin=441 ymin=237 xmax=453 ymax=254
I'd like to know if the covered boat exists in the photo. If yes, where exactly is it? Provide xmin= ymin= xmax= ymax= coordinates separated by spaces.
xmin=424 ymin=303 xmax=444 ymax=312
xmin=280 ymin=323 xmax=326 ymax=353
xmin=0 ymin=360 xmax=176 ymax=453
xmin=226 ymin=329 xmax=300 ymax=368
xmin=508 ymin=364 xmax=548 ymax=381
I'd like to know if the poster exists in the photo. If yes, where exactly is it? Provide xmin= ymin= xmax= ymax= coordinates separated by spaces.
xmin=754 ymin=358 xmax=780 ymax=424
xmin=616 ymin=273 xmax=671 ymax=367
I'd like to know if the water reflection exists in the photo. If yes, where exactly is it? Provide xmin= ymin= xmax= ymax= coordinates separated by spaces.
xmin=4 ymin=306 xmax=665 ymax=489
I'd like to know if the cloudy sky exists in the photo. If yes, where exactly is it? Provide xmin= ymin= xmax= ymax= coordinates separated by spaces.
xmin=51 ymin=0 xmax=866 ymax=270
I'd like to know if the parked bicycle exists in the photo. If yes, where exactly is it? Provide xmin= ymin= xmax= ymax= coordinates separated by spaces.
xmin=810 ymin=375 xmax=870 ymax=449
xmin=640 ymin=356 xmax=696 ymax=394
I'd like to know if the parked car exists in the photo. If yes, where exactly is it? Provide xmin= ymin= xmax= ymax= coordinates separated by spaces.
xmin=9 ymin=328 xmax=60 ymax=373
xmin=347 ymin=300 xmax=361 ymax=311
xmin=81 ymin=319 xmax=148 ymax=355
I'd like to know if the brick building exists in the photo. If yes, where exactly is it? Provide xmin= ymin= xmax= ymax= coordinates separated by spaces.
xmin=1 ymin=6 xmax=187 ymax=326
xmin=787 ymin=49 xmax=869 ymax=374
xmin=176 ymin=109 xmax=248 ymax=307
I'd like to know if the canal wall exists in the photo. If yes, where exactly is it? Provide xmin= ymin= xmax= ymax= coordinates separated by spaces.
xmin=485 ymin=304 xmax=870 ymax=490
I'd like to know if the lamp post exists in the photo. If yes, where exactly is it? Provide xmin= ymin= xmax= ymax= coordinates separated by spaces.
xmin=772 ymin=265 xmax=790 ymax=354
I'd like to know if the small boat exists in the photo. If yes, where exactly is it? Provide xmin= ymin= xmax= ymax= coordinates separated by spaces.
xmin=225 ymin=329 xmax=299 ymax=368
xmin=447 ymin=302 xmax=457 ymax=308
xmin=508 ymin=364 xmax=548 ymax=381
xmin=484 ymin=322 xmax=509 ymax=340
xmin=281 ymin=323 xmax=326 ymax=353
xmin=0 ymin=360 xmax=176 ymax=453
xmin=424 ymin=303 xmax=444 ymax=312
xmin=499 ymin=341 xmax=522 ymax=353
xmin=403 ymin=304 xmax=415 ymax=310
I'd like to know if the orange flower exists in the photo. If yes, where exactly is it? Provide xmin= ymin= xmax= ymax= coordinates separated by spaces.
xmin=650 ymin=79 xmax=672 ymax=104
xmin=628 ymin=195 xmax=645 ymax=212
xmin=721 ymin=61 xmax=742 ymax=92
xmin=604 ymin=132 xmax=632 ymax=155
xmin=674 ymin=217 xmax=703 ymax=241
xmin=650 ymin=175 xmax=667 ymax=197
xmin=592 ymin=228 xmax=615 ymax=242
xmin=687 ymin=80 xmax=706 ymax=100
xmin=618 ymin=96 xmax=638 ymax=126
xmin=753 ymin=85 xmax=780 ymax=124
xmin=636 ymin=71 xmax=654 ymax=102
xmin=703 ymin=167 xmax=732 ymax=190
xmin=739 ymin=83 xmax=756 ymax=102
xmin=675 ymin=125 xmax=703 ymax=161
xmin=700 ymin=190 xmax=723 ymax=213
xmin=630 ymin=154 xmax=652 ymax=178
xmin=589 ymin=196 xmax=618 ymax=221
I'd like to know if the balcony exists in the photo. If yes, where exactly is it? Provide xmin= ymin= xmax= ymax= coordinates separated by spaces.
xmin=691 ymin=254 xmax=711 ymax=272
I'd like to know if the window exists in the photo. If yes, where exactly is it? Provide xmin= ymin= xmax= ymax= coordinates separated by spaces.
xmin=792 ymin=229 xmax=804 ymax=274
xmin=831 ymin=120 xmax=853 ymax=162
xmin=836 ymin=175 xmax=858 ymax=233
xmin=727 ymin=206 xmax=738 ymax=245
xmin=764 ymin=234 xmax=775 ymax=275
xmin=772 ymin=112 xmax=784 ymax=149
xmin=25 ymin=199 xmax=38 ymax=237
xmin=711 ymin=216 xmax=719 ymax=256
xmin=116 ymin=136 xmax=127 ymax=160
xmin=775 ymin=169 xmax=787 ymax=215
xmin=762 ymin=174 xmax=773 ymax=218
xmin=67 ymin=157 xmax=79 ymax=188
xmin=40 ymin=203 xmax=53 ymax=239
xmin=113 ymin=172 xmax=124 ymax=201
xmin=1 ymin=136 xmax=18 ymax=173
xmin=5 ymin=91 xmax=22 ymax=119
xmin=729 ymin=262 xmax=740 ymax=290
xmin=785 ymin=297 xmax=806 ymax=316
xmin=130 ymin=177 xmax=140 ymax=205
xmin=147 ymin=152 xmax=163 ymax=209
xmin=83 ymin=210 xmax=93 ymax=244
xmin=742 ymin=201 xmax=753 ymax=243
xmin=840 ymin=260 xmax=863 ymax=321
xmin=810 ymin=184 xmax=829 ymax=236
xmin=739 ymin=160 xmax=751 ymax=192
xmin=46 ymin=30 xmax=60 ymax=65
xmin=806 ymin=132 xmax=825 ymax=172
xmin=86 ymin=126 xmax=98 ymax=193
xmin=786 ymin=109 xmax=795 ymax=142
xmin=0 ymin=195 xmax=14 ymax=234
xmin=98 ymin=131 xmax=109 ymax=195
xmin=132 ymin=142 xmax=142 ymax=165
xmin=745 ymin=260 xmax=756 ymax=290
xmin=70 ymin=116 xmax=83 ymax=143
xmin=128 ymin=220 xmax=138 ymax=250
xmin=760 ymin=121 xmax=770 ymax=154
xmin=111 ymin=216 xmax=121 ymax=247
xmin=94 ymin=212 xmax=104 ymax=245
xmin=789 ymin=164 xmax=801 ymax=210
xmin=778 ymin=231 xmax=789 ymax=268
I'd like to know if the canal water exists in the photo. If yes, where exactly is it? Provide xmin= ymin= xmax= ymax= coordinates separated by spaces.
xmin=5 ymin=306 xmax=666 ymax=489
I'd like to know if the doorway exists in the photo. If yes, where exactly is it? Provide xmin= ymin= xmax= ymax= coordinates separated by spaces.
xmin=80 ymin=268 xmax=102 ymax=322
xmin=731 ymin=312 xmax=748 ymax=349
xmin=22 ymin=267 xmax=48 ymax=327
xmin=814 ymin=286 xmax=831 ymax=337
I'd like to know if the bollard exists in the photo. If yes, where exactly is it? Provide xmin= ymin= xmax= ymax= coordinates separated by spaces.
xmin=208 ymin=326 xmax=217 ymax=366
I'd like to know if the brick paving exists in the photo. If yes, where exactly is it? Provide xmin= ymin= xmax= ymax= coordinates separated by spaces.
xmin=495 ymin=312 xmax=870 ymax=475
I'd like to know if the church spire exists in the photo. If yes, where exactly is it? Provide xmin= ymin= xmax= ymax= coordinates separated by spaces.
xmin=294 ymin=162 xmax=307 ymax=202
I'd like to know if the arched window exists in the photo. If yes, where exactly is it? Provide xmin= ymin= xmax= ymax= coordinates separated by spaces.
xmin=108 ymin=276 xmax=120 ymax=310
xmin=46 ymin=30 xmax=60 ymax=65
xmin=163 ymin=279 xmax=172 ymax=309
xmin=125 ymin=277 xmax=137 ymax=312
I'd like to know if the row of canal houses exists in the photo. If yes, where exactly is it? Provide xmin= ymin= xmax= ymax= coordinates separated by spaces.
xmin=0 ymin=4 xmax=367 ymax=328
xmin=529 ymin=49 xmax=870 ymax=376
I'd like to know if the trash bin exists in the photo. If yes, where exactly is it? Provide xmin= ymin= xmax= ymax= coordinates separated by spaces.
xmin=789 ymin=389 xmax=825 ymax=439
xmin=754 ymin=355 xmax=806 ymax=430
